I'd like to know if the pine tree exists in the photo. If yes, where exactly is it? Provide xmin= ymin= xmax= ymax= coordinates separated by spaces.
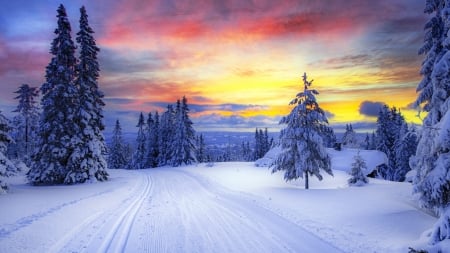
xmin=375 ymin=106 xmax=407 ymax=181
xmin=108 ymin=119 xmax=128 ymax=169
xmin=342 ymin=124 xmax=358 ymax=148
xmin=271 ymin=73 xmax=332 ymax=189
xmin=196 ymin=134 xmax=205 ymax=163
xmin=348 ymin=150 xmax=369 ymax=186
xmin=0 ymin=111 xmax=17 ymax=193
xmin=130 ymin=112 xmax=146 ymax=169
xmin=11 ymin=84 xmax=40 ymax=164
xmin=158 ymin=105 xmax=175 ymax=166
xmin=171 ymin=97 xmax=197 ymax=166
xmin=149 ymin=112 xmax=160 ymax=167
xmin=364 ymin=133 xmax=370 ymax=150
xmin=409 ymin=0 xmax=450 ymax=245
xmin=144 ymin=112 xmax=153 ymax=168
xmin=28 ymin=4 xmax=79 ymax=185
xmin=65 ymin=6 xmax=108 ymax=183
xmin=369 ymin=132 xmax=377 ymax=150
xmin=393 ymin=124 xmax=418 ymax=182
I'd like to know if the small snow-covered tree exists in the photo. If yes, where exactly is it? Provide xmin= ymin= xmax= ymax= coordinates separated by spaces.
xmin=342 ymin=124 xmax=358 ymax=148
xmin=66 ymin=6 xmax=108 ymax=183
xmin=364 ymin=133 xmax=370 ymax=150
xmin=348 ymin=150 xmax=369 ymax=186
xmin=196 ymin=134 xmax=205 ymax=163
xmin=0 ymin=111 xmax=17 ymax=193
xmin=271 ymin=73 xmax=332 ymax=189
xmin=28 ymin=4 xmax=79 ymax=185
xmin=108 ymin=119 xmax=128 ymax=169
xmin=11 ymin=84 xmax=39 ymax=164
xmin=130 ymin=112 xmax=147 ymax=169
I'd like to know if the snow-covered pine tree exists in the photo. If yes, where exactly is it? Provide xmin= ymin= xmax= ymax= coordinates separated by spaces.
xmin=149 ymin=112 xmax=160 ymax=167
xmin=271 ymin=73 xmax=333 ymax=189
xmin=144 ymin=112 xmax=154 ymax=168
xmin=66 ymin=6 xmax=108 ymax=183
xmin=393 ymin=124 xmax=418 ymax=182
xmin=342 ymin=124 xmax=358 ymax=148
xmin=375 ymin=106 xmax=406 ymax=181
xmin=28 ymin=4 xmax=79 ymax=185
xmin=158 ymin=105 xmax=175 ymax=166
xmin=171 ymin=96 xmax=197 ymax=166
xmin=196 ymin=134 xmax=205 ymax=163
xmin=0 ymin=111 xmax=17 ymax=193
xmin=11 ymin=84 xmax=40 ymax=164
xmin=369 ymin=132 xmax=377 ymax=150
xmin=130 ymin=112 xmax=147 ymax=169
xmin=348 ymin=150 xmax=369 ymax=186
xmin=409 ymin=0 xmax=450 ymax=245
xmin=364 ymin=133 xmax=370 ymax=150
xmin=108 ymin=119 xmax=128 ymax=169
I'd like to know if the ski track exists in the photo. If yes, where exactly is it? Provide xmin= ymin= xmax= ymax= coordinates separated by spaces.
xmin=51 ymin=172 xmax=153 ymax=253
xmin=2 ymin=168 xmax=346 ymax=253
xmin=135 ymin=168 xmax=344 ymax=253
xmin=0 ymin=189 xmax=113 ymax=239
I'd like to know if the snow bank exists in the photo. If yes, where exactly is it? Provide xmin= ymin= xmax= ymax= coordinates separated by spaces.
xmin=256 ymin=146 xmax=388 ymax=175
xmin=187 ymin=162 xmax=436 ymax=252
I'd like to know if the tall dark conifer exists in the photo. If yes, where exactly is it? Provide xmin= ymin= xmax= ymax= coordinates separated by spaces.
xmin=66 ymin=6 xmax=108 ymax=183
xmin=28 ymin=4 xmax=79 ymax=185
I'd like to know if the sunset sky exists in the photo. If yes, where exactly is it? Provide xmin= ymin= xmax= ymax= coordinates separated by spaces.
xmin=0 ymin=0 xmax=427 ymax=133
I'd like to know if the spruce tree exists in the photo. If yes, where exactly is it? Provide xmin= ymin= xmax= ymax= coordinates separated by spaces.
xmin=271 ymin=73 xmax=332 ymax=189
xmin=0 ymin=111 xmax=17 ymax=193
xmin=342 ymin=124 xmax=358 ymax=148
xmin=158 ymin=105 xmax=175 ymax=166
xmin=348 ymin=150 xmax=369 ymax=186
xmin=364 ymin=133 xmax=370 ymax=150
xmin=108 ymin=120 xmax=128 ymax=169
xmin=28 ymin=4 xmax=79 ymax=185
xmin=11 ymin=84 xmax=40 ymax=164
xmin=196 ymin=134 xmax=205 ymax=163
xmin=130 ymin=112 xmax=147 ymax=169
xmin=171 ymin=97 xmax=197 ymax=166
xmin=375 ymin=106 xmax=407 ymax=181
xmin=393 ymin=124 xmax=417 ymax=182
xmin=410 ymin=0 xmax=450 ymax=245
xmin=66 ymin=6 xmax=108 ymax=183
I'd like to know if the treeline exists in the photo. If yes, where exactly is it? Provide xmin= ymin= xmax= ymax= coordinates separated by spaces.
xmin=108 ymin=97 xmax=197 ymax=169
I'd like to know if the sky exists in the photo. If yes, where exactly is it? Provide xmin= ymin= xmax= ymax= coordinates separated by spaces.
xmin=0 ymin=0 xmax=428 ymax=133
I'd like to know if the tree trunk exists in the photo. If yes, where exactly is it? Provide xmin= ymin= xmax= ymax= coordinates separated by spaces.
xmin=305 ymin=171 xmax=309 ymax=189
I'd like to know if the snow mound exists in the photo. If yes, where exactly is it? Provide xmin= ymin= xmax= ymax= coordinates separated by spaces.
xmin=256 ymin=146 xmax=387 ymax=175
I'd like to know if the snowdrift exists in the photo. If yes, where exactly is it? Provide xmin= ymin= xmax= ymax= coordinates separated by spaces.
xmin=256 ymin=146 xmax=388 ymax=175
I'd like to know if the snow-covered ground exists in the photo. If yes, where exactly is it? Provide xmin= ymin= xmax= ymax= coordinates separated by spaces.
xmin=0 ymin=149 xmax=436 ymax=253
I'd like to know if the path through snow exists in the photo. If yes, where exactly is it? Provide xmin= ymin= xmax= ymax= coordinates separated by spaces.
xmin=1 ymin=168 xmax=343 ymax=253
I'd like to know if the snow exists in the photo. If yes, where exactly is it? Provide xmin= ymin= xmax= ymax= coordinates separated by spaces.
xmin=256 ymin=147 xmax=388 ymax=175
xmin=0 ymin=149 xmax=436 ymax=253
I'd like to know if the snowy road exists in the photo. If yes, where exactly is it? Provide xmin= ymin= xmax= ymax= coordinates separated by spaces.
xmin=0 ymin=168 xmax=343 ymax=253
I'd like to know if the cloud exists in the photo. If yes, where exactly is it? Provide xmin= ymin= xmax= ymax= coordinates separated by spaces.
xmin=193 ymin=113 xmax=281 ymax=131
xmin=309 ymin=54 xmax=373 ymax=70
xmin=359 ymin=101 xmax=387 ymax=117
